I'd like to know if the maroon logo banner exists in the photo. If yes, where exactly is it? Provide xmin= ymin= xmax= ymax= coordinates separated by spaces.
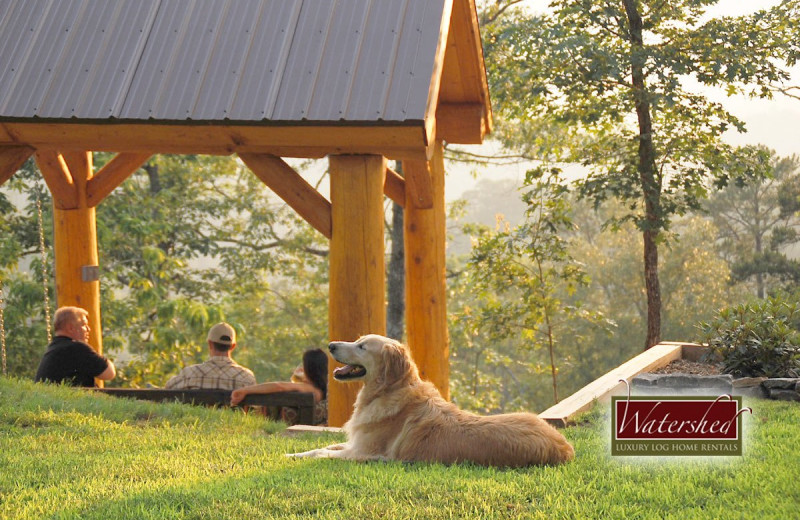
xmin=611 ymin=382 xmax=752 ymax=456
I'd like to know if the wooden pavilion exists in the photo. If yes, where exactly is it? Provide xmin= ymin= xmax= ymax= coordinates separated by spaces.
xmin=0 ymin=0 xmax=492 ymax=425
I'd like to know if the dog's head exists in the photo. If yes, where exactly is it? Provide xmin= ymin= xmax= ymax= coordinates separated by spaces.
xmin=329 ymin=334 xmax=417 ymax=387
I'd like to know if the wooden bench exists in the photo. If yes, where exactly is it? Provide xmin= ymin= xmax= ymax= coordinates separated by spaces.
xmin=94 ymin=388 xmax=316 ymax=425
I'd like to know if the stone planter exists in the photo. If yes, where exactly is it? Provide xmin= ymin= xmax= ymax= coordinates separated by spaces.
xmin=540 ymin=342 xmax=799 ymax=427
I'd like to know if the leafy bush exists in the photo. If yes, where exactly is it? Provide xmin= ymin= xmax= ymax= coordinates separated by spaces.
xmin=699 ymin=297 xmax=800 ymax=378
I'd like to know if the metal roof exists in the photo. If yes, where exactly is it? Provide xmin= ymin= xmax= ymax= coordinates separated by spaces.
xmin=0 ymin=0 xmax=449 ymax=124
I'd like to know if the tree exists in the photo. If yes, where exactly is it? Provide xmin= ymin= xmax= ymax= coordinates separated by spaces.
xmin=704 ymin=150 xmax=800 ymax=297
xmin=561 ymin=195 xmax=746 ymax=382
xmin=0 ymin=153 xmax=331 ymax=384
xmin=458 ymin=170 xmax=597 ymax=405
xmin=95 ymin=154 xmax=331 ymax=386
xmin=0 ymin=160 xmax=54 ymax=378
xmin=386 ymin=162 xmax=405 ymax=341
xmin=483 ymin=0 xmax=800 ymax=348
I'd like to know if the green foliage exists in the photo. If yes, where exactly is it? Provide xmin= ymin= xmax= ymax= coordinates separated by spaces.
xmin=0 ymin=159 xmax=54 ymax=377
xmin=704 ymin=150 xmax=800 ymax=297
xmin=3 ymin=377 xmax=799 ymax=519
xmin=451 ymin=170 xmax=603 ymax=409
xmin=1 ymin=154 xmax=328 ymax=386
xmin=481 ymin=0 xmax=800 ymax=345
xmin=699 ymin=296 xmax=800 ymax=378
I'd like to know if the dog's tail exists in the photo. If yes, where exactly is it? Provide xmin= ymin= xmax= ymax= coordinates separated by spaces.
xmin=549 ymin=433 xmax=575 ymax=465
xmin=529 ymin=415 xmax=575 ymax=465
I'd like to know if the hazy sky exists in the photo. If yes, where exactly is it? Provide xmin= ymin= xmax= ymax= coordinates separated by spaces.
xmin=447 ymin=0 xmax=800 ymax=200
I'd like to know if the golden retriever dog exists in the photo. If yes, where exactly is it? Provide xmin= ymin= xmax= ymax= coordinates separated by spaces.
xmin=288 ymin=334 xmax=574 ymax=467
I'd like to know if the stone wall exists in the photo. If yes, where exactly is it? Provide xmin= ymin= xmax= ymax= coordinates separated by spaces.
xmin=631 ymin=374 xmax=800 ymax=401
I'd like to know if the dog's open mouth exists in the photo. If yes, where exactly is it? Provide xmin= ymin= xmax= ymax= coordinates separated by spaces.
xmin=333 ymin=364 xmax=367 ymax=381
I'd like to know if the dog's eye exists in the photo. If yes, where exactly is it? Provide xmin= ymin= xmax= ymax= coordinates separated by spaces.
xmin=357 ymin=343 xmax=365 ymax=350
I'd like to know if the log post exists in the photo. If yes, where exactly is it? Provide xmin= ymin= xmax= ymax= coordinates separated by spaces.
xmin=403 ymin=141 xmax=449 ymax=399
xmin=327 ymin=154 xmax=387 ymax=426
xmin=37 ymin=151 xmax=104 ymax=369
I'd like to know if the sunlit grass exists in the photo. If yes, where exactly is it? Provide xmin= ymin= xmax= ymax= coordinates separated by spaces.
xmin=1 ymin=377 xmax=798 ymax=519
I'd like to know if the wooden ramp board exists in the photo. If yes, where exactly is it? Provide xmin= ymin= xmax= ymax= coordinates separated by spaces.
xmin=539 ymin=342 xmax=703 ymax=427
xmin=284 ymin=425 xmax=344 ymax=435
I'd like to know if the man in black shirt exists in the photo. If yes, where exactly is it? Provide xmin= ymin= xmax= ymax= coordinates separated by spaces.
xmin=35 ymin=306 xmax=116 ymax=387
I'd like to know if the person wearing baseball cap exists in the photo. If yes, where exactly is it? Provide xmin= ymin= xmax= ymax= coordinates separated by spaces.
xmin=165 ymin=322 xmax=256 ymax=390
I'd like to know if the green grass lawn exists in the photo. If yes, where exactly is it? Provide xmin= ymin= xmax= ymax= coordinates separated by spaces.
xmin=1 ymin=376 xmax=798 ymax=519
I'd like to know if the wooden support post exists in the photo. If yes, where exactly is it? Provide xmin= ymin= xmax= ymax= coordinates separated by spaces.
xmin=327 ymin=154 xmax=387 ymax=426
xmin=403 ymin=141 xmax=449 ymax=399
xmin=36 ymin=151 xmax=104 ymax=373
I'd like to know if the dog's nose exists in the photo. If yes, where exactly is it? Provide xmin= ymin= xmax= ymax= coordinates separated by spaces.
xmin=328 ymin=342 xmax=338 ymax=353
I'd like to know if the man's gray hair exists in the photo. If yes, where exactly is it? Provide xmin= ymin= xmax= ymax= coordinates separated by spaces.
xmin=53 ymin=306 xmax=89 ymax=332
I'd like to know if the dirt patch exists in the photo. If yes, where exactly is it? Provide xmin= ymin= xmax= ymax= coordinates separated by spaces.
xmin=650 ymin=359 xmax=723 ymax=376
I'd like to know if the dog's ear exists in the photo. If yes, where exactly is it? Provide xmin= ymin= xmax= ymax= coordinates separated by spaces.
xmin=380 ymin=341 xmax=413 ymax=386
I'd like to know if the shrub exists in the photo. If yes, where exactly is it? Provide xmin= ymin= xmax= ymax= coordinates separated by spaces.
xmin=698 ymin=297 xmax=800 ymax=378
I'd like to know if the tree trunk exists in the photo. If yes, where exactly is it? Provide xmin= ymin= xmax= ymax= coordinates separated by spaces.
xmin=623 ymin=0 xmax=662 ymax=349
xmin=754 ymin=194 xmax=765 ymax=298
xmin=754 ymin=233 xmax=765 ymax=299
xmin=387 ymin=202 xmax=405 ymax=340
xmin=144 ymin=161 xmax=160 ymax=194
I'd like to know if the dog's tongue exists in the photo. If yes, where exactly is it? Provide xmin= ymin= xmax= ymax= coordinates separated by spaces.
xmin=334 ymin=365 xmax=356 ymax=377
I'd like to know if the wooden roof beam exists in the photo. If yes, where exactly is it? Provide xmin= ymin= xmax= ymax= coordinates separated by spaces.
xmin=87 ymin=153 xmax=152 ymax=207
xmin=239 ymin=153 xmax=332 ymax=239
xmin=1 ymin=123 xmax=431 ymax=161
xmin=0 ymin=145 xmax=34 ymax=187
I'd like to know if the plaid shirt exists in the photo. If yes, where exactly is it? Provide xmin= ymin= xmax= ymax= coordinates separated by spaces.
xmin=165 ymin=356 xmax=256 ymax=390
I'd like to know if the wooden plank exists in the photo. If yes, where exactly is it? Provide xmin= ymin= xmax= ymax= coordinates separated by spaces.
xmin=34 ymin=151 xmax=79 ymax=209
xmin=2 ymin=122 xmax=430 ymax=160
xmin=328 ymin=154 xmax=387 ymax=426
xmin=0 ymin=145 xmax=34 ymax=186
xmin=402 ymin=158 xmax=434 ymax=209
xmin=284 ymin=425 xmax=343 ymax=435
xmin=239 ymin=153 xmax=332 ymax=239
xmin=539 ymin=343 xmax=685 ymax=427
xmin=87 ymin=152 xmax=152 ymax=207
xmin=384 ymin=166 xmax=405 ymax=208
xmin=404 ymin=142 xmax=449 ymax=399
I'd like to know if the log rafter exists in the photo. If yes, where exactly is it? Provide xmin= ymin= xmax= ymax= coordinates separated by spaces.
xmin=87 ymin=153 xmax=152 ymax=207
xmin=239 ymin=153 xmax=333 ymax=239
xmin=34 ymin=151 xmax=152 ymax=209
xmin=0 ymin=145 xmax=35 ymax=186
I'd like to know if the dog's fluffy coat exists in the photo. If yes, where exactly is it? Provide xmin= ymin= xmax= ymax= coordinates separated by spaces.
xmin=289 ymin=335 xmax=574 ymax=467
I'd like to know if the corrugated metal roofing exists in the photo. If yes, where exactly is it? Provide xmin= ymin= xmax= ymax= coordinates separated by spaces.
xmin=0 ymin=0 xmax=447 ymax=124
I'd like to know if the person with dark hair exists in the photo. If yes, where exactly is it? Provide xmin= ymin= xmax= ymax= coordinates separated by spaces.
xmin=231 ymin=348 xmax=328 ymax=425
xmin=165 ymin=322 xmax=256 ymax=390
xmin=35 ymin=306 xmax=116 ymax=387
